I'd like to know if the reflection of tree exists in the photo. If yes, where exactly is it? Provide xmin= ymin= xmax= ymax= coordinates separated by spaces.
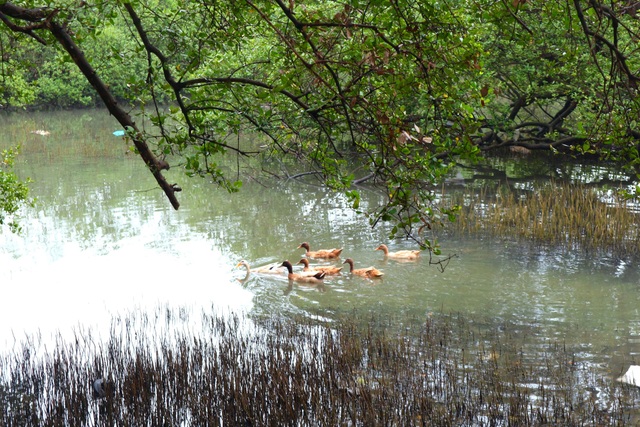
xmin=453 ymin=155 xmax=635 ymax=191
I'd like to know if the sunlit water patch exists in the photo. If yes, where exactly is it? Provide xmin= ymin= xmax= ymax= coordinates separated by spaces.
xmin=0 ymin=228 xmax=253 ymax=347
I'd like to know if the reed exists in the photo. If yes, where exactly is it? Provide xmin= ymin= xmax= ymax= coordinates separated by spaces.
xmin=0 ymin=306 xmax=636 ymax=426
xmin=444 ymin=182 xmax=640 ymax=255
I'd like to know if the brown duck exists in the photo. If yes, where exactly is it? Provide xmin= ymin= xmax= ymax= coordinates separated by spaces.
xmin=298 ymin=242 xmax=343 ymax=259
xmin=236 ymin=260 xmax=283 ymax=275
xmin=343 ymin=258 xmax=384 ymax=279
xmin=298 ymin=258 xmax=343 ymax=275
xmin=375 ymin=244 xmax=420 ymax=260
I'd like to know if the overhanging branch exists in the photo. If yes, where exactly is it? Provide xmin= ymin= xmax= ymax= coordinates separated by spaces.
xmin=0 ymin=2 xmax=180 ymax=210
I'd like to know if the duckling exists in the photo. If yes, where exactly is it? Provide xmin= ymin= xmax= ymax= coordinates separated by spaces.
xmin=343 ymin=258 xmax=384 ymax=279
xmin=298 ymin=242 xmax=343 ymax=259
xmin=298 ymin=258 xmax=343 ymax=275
xmin=281 ymin=260 xmax=326 ymax=283
xmin=375 ymin=244 xmax=420 ymax=260
xmin=236 ymin=260 xmax=283 ymax=275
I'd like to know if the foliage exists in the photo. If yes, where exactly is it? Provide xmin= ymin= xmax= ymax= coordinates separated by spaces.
xmin=0 ymin=6 xmax=146 ymax=108
xmin=0 ymin=146 xmax=32 ymax=233
xmin=113 ymin=0 xmax=487 ymax=250
xmin=474 ymin=1 xmax=640 ymax=157
xmin=1 ymin=1 xmax=640 ymax=248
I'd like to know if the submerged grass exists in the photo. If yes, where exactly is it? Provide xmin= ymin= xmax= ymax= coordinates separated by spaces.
xmin=0 ymin=307 xmax=638 ymax=426
xmin=443 ymin=182 xmax=640 ymax=255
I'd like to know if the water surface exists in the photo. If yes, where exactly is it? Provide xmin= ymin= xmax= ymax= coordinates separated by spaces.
xmin=1 ymin=108 xmax=639 ymax=384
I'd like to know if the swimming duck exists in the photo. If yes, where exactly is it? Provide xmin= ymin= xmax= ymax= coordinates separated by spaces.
xmin=236 ymin=260 xmax=283 ymax=275
xmin=298 ymin=258 xmax=343 ymax=275
xmin=375 ymin=244 xmax=420 ymax=260
xmin=281 ymin=260 xmax=326 ymax=283
xmin=343 ymin=258 xmax=384 ymax=278
xmin=298 ymin=242 xmax=343 ymax=259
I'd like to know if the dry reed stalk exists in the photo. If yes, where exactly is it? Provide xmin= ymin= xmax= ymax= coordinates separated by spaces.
xmin=0 ymin=307 xmax=636 ymax=426
xmin=445 ymin=182 xmax=640 ymax=255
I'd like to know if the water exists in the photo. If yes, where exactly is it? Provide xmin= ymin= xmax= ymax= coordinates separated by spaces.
xmin=1 ymin=108 xmax=640 ymax=384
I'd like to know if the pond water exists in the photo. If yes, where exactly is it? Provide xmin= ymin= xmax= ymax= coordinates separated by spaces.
xmin=2 ymin=108 xmax=640 ymax=386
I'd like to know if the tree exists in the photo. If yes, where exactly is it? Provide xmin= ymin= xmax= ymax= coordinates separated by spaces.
xmin=474 ymin=1 xmax=640 ymax=161
xmin=1 ymin=1 xmax=639 ymax=247
xmin=0 ymin=0 xmax=484 ymax=251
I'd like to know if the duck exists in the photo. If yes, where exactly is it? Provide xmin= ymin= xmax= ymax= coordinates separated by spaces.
xmin=281 ymin=260 xmax=326 ymax=283
xmin=343 ymin=258 xmax=384 ymax=279
xmin=298 ymin=258 xmax=343 ymax=275
xmin=375 ymin=244 xmax=420 ymax=260
xmin=298 ymin=242 xmax=343 ymax=259
xmin=236 ymin=260 xmax=283 ymax=275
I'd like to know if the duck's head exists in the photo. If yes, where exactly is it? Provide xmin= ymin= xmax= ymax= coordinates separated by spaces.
xmin=375 ymin=244 xmax=388 ymax=252
xmin=281 ymin=260 xmax=293 ymax=272
xmin=298 ymin=242 xmax=310 ymax=251
xmin=298 ymin=258 xmax=310 ymax=267
xmin=236 ymin=260 xmax=249 ymax=268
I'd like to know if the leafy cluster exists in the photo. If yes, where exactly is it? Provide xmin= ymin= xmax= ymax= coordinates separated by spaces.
xmin=0 ymin=146 xmax=32 ymax=233
xmin=0 ymin=1 xmax=149 ymax=108
xmin=475 ymin=1 xmax=640 ymax=158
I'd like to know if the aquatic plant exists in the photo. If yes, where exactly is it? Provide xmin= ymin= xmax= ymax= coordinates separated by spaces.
xmin=0 ymin=307 xmax=637 ymax=426
xmin=444 ymin=182 xmax=640 ymax=256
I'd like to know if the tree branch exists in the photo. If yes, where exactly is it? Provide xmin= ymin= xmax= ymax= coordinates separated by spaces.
xmin=0 ymin=2 xmax=180 ymax=209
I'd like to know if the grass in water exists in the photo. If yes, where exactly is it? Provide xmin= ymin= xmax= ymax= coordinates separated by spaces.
xmin=443 ymin=182 xmax=640 ymax=255
xmin=0 ymin=306 xmax=637 ymax=426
